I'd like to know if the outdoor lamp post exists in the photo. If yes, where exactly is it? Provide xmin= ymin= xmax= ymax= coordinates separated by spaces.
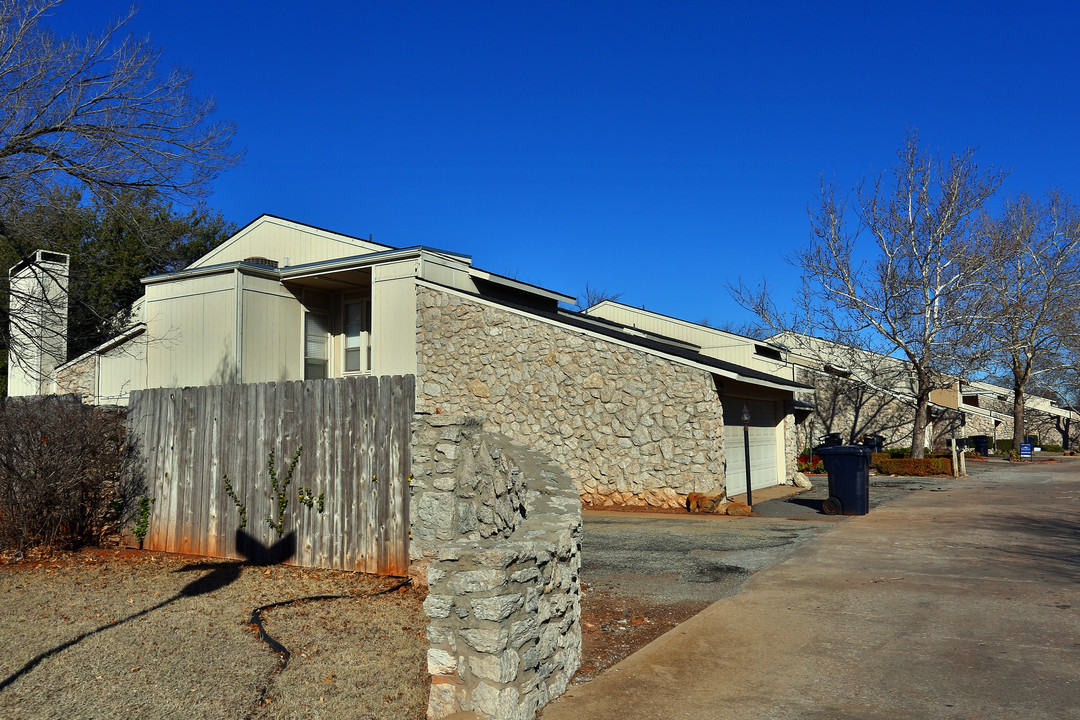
xmin=741 ymin=404 xmax=753 ymax=507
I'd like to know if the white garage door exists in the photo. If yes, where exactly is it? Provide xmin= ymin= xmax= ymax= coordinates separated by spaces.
xmin=723 ymin=398 xmax=779 ymax=494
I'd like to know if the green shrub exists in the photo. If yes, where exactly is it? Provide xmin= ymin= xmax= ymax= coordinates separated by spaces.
xmin=996 ymin=439 xmax=1013 ymax=452
xmin=1043 ymin=444 xmax=1064 ymax=453
xmin=887 ymin=447 xmax=912 ymax=459
xmin=877 ymin=457 xmax=953 ymax=477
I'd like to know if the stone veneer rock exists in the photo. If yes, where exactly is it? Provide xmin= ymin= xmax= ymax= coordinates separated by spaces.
xmin=411 ymin=414 xmax=581 ymax=720
xmin=55 ymin=354 xmax=95 ymax=398
xmin=415 ymin=286 xmax=725 ymax=507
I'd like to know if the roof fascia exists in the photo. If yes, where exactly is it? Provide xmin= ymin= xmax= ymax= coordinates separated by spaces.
xmin=280 ymin=247 xmax=428 ymax=280
xmin=468 ymin=267 xmax=577 ymax=305
xmin=55 ymin=324 xmax=147 ymax=371
xmin=143 ymin=260 xmax=283 ymax=285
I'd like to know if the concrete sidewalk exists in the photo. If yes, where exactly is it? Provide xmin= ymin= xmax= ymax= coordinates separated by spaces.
xmin=543 ymin=462 xmax=1080 ymax=720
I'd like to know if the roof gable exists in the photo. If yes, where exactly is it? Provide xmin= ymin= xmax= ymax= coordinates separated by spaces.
xmin=188 ymin=215 xmax=394 ymax=270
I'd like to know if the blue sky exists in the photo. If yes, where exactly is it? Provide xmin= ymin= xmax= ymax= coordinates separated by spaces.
xmin=49 ymin=1 xmax=1080 ymax=325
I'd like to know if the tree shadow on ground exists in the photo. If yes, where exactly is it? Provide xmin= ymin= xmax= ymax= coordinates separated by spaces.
xmin=972 ymin=511 xmax=1080 ymax=584
xmin=0 ymin=529 xmax=294 ymax=692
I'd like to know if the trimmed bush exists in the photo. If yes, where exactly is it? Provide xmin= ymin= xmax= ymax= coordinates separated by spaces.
xmin=0 ymin=396 xmax=141 ymax=553
xmin=1043 ymin=444 xmax=1064 ymax=453
xmin=870 ymin=452 xmax=891 ymax=470
xmin=877 ymin=457 xmax=953 ymax=477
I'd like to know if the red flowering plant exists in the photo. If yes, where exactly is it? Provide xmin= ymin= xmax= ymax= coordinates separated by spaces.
xmin=797 ymin=453 xmax=825 ymax=473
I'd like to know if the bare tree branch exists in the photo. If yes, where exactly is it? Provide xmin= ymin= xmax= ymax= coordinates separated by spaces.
xmin=975 ymin=191 xmax=1080 ymax=447
xmin=730 ymin=130 xmax=1007 ymax=457
xmin=578 ymin=283 xmax=623 ymax=310
xmin=0 ymin=0 xmax=241 ymax=218
xmin=0 ymin=1 xmax=241 ymax=392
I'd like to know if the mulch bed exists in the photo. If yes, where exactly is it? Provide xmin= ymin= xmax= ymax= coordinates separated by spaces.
xmin=0 ymin=549 xmax=428 ymax=720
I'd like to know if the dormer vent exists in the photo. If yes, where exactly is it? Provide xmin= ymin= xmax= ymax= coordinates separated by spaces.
xmin=243 ymin=256 xmax=279 ymax=268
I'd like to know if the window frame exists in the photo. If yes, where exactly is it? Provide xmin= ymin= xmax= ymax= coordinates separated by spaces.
xmin=342 ymin=298 xmax=372 ymax=375
xmin=303 ymin=310 xmax=330 ymax=380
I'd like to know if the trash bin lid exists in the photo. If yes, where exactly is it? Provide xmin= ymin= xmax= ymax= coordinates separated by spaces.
xmin=815 ymin=445 xmax=874 ymax=456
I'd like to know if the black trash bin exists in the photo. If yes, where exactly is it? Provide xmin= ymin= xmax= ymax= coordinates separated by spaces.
xmin=819 ymin=433 xmax=843 ymax=448
xmin=971 ymin=435 xmax=991 ymax=456
xmin=861 ymin=434 xmax=885 ymax=453
xmin=816 ymin=445 xmax=872 ymax=516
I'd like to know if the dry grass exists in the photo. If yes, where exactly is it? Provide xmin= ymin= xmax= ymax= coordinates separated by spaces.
xmin=0 ymin=550 xmax=428 ymax=720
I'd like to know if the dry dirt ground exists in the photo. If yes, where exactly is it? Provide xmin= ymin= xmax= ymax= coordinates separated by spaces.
xmin=575 ymin=584 xmax=710 ymax=684
xmin=0 ymin=548 xmax=672 ymax=720
xmin=0 ymin=538 xmax=721 ymax=720
xmin=0 ymin=549 xmax=428 ymax=720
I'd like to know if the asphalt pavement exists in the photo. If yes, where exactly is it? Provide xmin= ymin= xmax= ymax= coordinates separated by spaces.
xmin=545 ymin=457 xmax=1080 ymax=719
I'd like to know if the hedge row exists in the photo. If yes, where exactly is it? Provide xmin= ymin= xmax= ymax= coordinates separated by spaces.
xmin=870 ymin=452 xmax=891 ymax=468
xmin=876 ymin=457 xmax=953 ymax=477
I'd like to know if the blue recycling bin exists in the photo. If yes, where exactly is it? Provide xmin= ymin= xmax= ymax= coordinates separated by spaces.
xmin=816 ymin=445 xmax=872 ymax=516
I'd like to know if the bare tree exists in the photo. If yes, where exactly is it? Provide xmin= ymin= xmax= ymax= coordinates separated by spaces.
xmin=732 ymin=131 xmax=1006 ymax=457
xmin=578 ymin=283 xmax=623 ymax=310
xmin=976 ymin=192 xmax=1080 ymax=449
xmin=0 ymin=0 xmax=240 ymax=217
xmin=711 ymin=318 xmax=766 ymax=339
xmin=0 ymin=1 xmax=240 ymax=391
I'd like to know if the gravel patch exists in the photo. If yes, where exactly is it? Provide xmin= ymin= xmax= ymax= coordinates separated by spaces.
xmin=0 ymin=550 xmax=428 ymax=720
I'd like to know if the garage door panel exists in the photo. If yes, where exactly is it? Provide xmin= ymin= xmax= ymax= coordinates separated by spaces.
xmin=723 ymin=399 xmax=779 ymax=492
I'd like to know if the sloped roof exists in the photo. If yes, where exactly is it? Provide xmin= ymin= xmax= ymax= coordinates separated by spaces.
xmin=425 ymin=279 xmax=812 ymax=393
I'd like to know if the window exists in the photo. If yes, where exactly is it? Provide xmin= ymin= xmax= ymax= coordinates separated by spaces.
xmin=754 ymin=344 xmax=784 ymax=361
xmin=344 ymin=300 xmax=371 ymax=373
xmin=304 ymin=312 xmax=329 ymax=379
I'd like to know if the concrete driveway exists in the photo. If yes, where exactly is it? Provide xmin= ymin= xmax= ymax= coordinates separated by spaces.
xmin=579 ymin=468 xmax=966 ymax=609
xmin=546 ymin=459 xmax=1080 ymax=719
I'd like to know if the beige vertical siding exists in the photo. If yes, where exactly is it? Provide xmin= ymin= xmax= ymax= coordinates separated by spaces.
xmin=145 ymin=273 xmax=238 ymax=388
xmin=189 ymin=216 xmax=390 ymax=270
xmin=371 ymin=262 xmax=418 ymax=377
xmin=240 ymin=275 xmax=302 ymax=384
xmin=585 ymin=303 xmax=794 ymax=379
xmin=98 ymin=335 xmax=148 ymax=403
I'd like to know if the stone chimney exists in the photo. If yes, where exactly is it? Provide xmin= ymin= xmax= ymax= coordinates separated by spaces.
xmin=7 ymin=250 xmax=70 ymax=396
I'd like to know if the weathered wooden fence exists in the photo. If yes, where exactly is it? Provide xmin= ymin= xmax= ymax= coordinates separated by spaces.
xmin=126 ymin=375 xmax=414 ymax=575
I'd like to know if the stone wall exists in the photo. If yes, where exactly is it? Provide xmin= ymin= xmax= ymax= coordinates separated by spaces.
xmin=411 ymin=414 xmax=582 ymax=720
xmin=415 ymin=286 xmax=725 ymax=507
xmin=55 ymin=354 xmax=95 ymax=398
xmin=1026 ymin=410 xmax=1078 ymax=449
xmin=411 ymin=414 xmax=529 ymax=563
xmin=802 ymin=369 xmax=918 ymax=448
xmin=783 ymin=405 xmax=800 ymax=479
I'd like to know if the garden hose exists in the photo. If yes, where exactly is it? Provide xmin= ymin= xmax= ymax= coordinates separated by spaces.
xmin=244 ymin=576 xmax=412 ymax=715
